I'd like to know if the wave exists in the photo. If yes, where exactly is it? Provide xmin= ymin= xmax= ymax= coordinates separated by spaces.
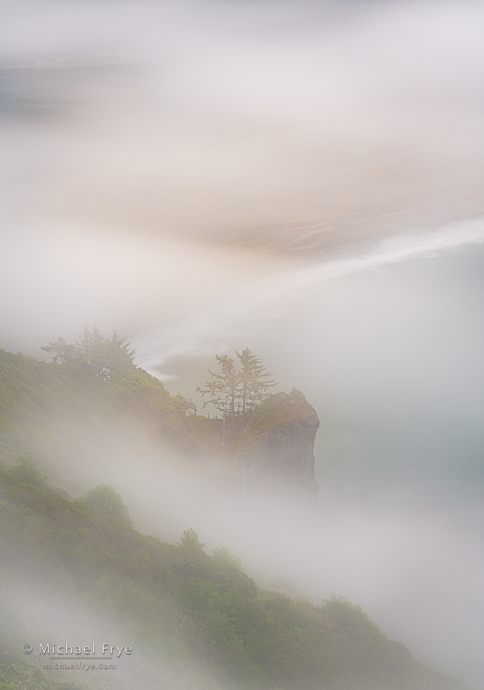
xmin=133 ymin=216 xmax=484 ymax=377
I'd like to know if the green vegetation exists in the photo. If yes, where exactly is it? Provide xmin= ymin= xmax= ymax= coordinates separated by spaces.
xmin=0 ymin=597 xmax=83 ymax=690
xmin=41 ymin=326 xmax=136 ymax=379
xmin=197 ymin=349 xmax=277 ymax=421
xmin=0 ymin=346 xmax=221 ymax=468
xmin=0 ymin=339 xmax=469 ymax=689
xmin=83 ymin=482 xmax=133 ymax=528
xmin=0 ymin=343 xmax=313 ymax=493
xmin=0 ymin=458 xmax=466 ymax=690
xmin=235 ymin=390 xmax=318 ymax=456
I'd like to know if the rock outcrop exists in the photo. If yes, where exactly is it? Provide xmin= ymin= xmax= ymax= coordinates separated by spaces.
xmin=230 ymin=389 xmax=320 ymax=500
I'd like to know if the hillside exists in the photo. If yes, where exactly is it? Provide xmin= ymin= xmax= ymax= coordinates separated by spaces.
xmin=0 ymin=349 xmax=320 ymax=502
xmin=0 ymin=347 xmax=470 ymax=690
xmin=0 ymin=458 xmax=467 ymax=690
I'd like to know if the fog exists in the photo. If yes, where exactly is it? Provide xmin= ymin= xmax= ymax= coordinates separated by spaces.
xmin=2 ymin=0 xmax=484 ymax=688
xmin=21 ymin=381 xmax=484 ymax=689
xmin=2 ymin=0 xmax=484 ymax=351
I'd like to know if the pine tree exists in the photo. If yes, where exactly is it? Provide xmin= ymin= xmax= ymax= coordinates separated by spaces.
xmin=197 ymin=350 xmax=277 ymax=419
xmin=40 ymin=337 xmax=79 ymax=365
xmin=177 ymin=528 xmax=205 ymax=555
xmin=42 ymin=326 xmax=135 ymax=378
xmin=197 ymin=355 xmax=240 ymax=422
xmin=236 ymin=348 xmax=278 ymax=413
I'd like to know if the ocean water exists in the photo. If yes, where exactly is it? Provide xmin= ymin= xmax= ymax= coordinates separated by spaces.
xmin=266 ymin=242 xmax=484 ymax=509
xmin=135 ymin=227 xmax=484 ymax=688
xmin=2 ymin=1 xmax=484 ymax=686
xmin=134 ymin=222 xmax=484 ymax=515
xmin=139 ymin=225 xmax=484 ymax=516
xmin=239 ymin=239 xmax=484 ymax=688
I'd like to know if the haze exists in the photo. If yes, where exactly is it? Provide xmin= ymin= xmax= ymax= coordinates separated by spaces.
xmin=1 ymin=1 xmax=484 ymax=688
xmin=2 ymin=0 xmax=484 ymax=348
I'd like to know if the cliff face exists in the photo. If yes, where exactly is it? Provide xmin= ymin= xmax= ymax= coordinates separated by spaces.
xmin=231 ymin=390 xmax=320 ymax=500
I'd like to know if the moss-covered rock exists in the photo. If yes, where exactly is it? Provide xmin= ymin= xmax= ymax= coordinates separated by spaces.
xmin=232 ymin=390 xmax=320 ymax=499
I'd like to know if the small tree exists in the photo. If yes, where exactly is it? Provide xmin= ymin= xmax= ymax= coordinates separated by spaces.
xmin=173 ymin=393 xmax=197 ymax=416
xmin=83 ymin=484 xmax=132 ymax=528
xmin=236 ymin=348 xmax=277 ymax=414
xmin=40 ymin=337 xmax=80 ymax=366
xmin=42 ymin=326 xmax=135 ymax=379
xmin=197 ymin=355 xmax=240 ymax=422
xmin=177 ymin=528 xmax=205 ymax=555
xmin=197 ymin=350 xmax=277 ymax=420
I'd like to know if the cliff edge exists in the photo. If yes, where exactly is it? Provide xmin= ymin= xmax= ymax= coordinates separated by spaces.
xmin=230 ymin=389 xmax=320 ymax=500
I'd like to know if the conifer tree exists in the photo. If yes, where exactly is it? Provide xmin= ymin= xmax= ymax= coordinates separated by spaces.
xmin=177 ymin=528 xmax=205 ymax=555
xmin=197 ymin=354 xmax=239 ymax=422
xmin=197 ymin=350 xmax=277 ymax=419
xmin=236 ymin=348 xmax=278 ymax=413
xmin=42 ymin=326 xmax=135 ymax=378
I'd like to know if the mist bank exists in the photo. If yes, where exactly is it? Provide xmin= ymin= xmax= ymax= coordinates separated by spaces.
xmin=2 ymin=0 xmax=484 ymax=355
xmin=1 ymin=2 xmax=484 ymax=686
xmin=2 ymin=0 xmax=484 ymax=248
xmin=0 ymin=456 xmax=468 ymax=690
xmin=0 ymin=344 xmax=478 ymax=689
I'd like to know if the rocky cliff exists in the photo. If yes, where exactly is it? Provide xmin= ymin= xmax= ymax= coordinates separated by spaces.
xmin=220 ymin=390 xmax=320 ymax=501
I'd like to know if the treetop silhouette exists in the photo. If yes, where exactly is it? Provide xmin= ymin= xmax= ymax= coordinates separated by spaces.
xmin=197 ymin=349 xmax=277 ymax=421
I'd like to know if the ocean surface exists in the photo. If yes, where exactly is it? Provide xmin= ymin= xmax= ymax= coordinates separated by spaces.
xmin=137 ymin=222 xmax=484 ymax=518
xmin=2 ymin=2 xmax=484 ymax=686
xmin=134 ymin=224 xmax=484 ymax=689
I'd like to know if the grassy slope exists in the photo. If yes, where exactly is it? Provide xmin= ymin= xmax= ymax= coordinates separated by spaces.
xmin=0 ymin=458 xmax=467 ymax=690
xmin=0 ymin=350 xmax=469 ymax=689
xmin=0 ymin=349 xmax=221 ymax=470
